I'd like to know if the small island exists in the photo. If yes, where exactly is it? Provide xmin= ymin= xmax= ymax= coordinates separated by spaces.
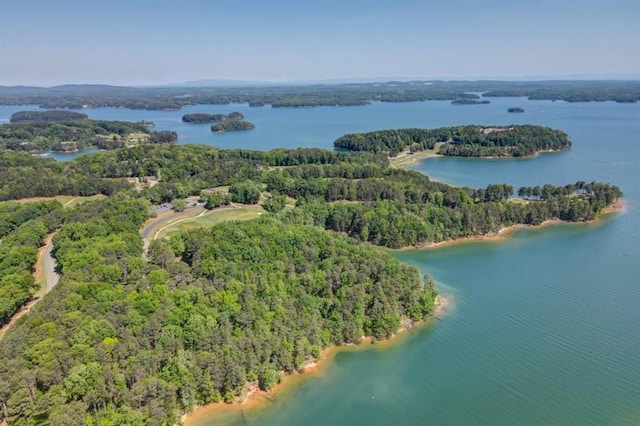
xmin=10 ymin=110 xmax=88 ymax=123
xmin=211 ymin=120 xmax=255 ymax=132
xmin=182 ymin=111 xmax=245 ymax=123
xmin=451 ymin=99 xmax=490 ymax=105
xmin=508 ymin=107 xmax=525 ymax=113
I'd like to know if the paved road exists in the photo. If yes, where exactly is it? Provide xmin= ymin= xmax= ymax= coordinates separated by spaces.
xmin=141 ymin=205 xmax=206 ymax=252
xmin=43 ymin=239 xmax=59 ymax=292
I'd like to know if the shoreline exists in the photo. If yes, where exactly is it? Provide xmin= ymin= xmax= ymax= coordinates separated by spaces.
xmin=389 ymin=147 xmax=568 ymax=169
xmin=392 ymin=198 xmax=626 ymax=252
xmin=181 ymin=293 xmax=452 ymax=425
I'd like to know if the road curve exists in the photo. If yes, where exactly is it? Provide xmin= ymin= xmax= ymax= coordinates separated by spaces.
xmin=141 ymin=206 xmax=205 ymax=252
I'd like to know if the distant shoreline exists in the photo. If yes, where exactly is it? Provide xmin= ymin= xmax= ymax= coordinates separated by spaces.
xmin=181 ymin=293 xmax=452 ymax=425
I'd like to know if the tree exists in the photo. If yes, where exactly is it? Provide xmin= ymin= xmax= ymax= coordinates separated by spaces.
xmin=229 ymin=181 xmax=261 ymax=204
xmin=263 ymin=194 xmax=286 ymax=213
xmin=172 ymin=199 xmax=186 ymax=212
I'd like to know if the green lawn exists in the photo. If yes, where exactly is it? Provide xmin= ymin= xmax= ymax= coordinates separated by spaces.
xmin=157 ymin=205 xmax=264 ymax=239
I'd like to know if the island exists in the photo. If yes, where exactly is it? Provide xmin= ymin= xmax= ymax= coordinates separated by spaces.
xmin=334 ymin=125 xmax=571 ymax=157
xmin=211 ymin=120 xmax=255 ymax=132
xmin=508 ymin=107 xmax=525 ymax=113
xmin=451 ymin=99 xmax=490 ymax=105
xmin=0 ymin=118 xmax=176 ymax=152
xmin=182 ymin=111 xmax=245 ymax=123
xmin=10 ymin=110 xmax=88 ymax=123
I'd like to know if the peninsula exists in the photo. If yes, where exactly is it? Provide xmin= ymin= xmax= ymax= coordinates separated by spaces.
xmin=0 ymin=116 xmax=177 ymax=152
xmin=0 ymin=142 xmax=623 ymax=425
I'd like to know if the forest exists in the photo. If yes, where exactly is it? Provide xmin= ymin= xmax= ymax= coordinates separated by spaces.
xmin=1 ymin=80 xmax=637 ymax=111
xmin=0 ymin=119 xmax=176 ymax=152
xmin=211 ymin=120 xmax=255 ymax=132
xmin=0 ymin=201 xmax=63 ymax=326
xmin=334 ymin=125 xmax=571 ymax=157
xmin=0 ymin=195 xmax=435 ymax=425
xmin=0 ymin=143 xmax=622 ymax=425
xmin=10 ymin=111 xmax=89 ymax=123
xmin=182 ymin=112 xmax=244 ymax=123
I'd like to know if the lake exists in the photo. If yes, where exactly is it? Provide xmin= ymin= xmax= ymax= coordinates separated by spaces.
xmin=1 ymin=98 xmax=639 ymax=425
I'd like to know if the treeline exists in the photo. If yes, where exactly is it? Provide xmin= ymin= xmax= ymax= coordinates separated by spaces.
xmin=0 ymin=152 xmax=130 ymax=201
xmin=2 ymin=81 xmax=637 ymax=111
xmin=482 ymin=82 xmax=640 ymax=103
xmin=0 ymin=145 xmax=388 ymax=203
xmin=182 ymin=112 xmax=244 ymax=123
xmin=334 ymin=125 xmax=571 ymax=157
xmin=0 ymin=200 xmax=61 ymax=237
xmin=273 ymin=180 xmax=621 ymax=248
xmin=0 ymin=203 xmax=63 ymax=326
xmin=211 ymin=120 xmax=255 ymax=132
xmin=451 ymin=99 xmax=490 ymax=105
xmin=0 ymin=119 xmax=171 ymax=152
xmin=0 ymin=196 xmax=435 ymax=424
xmin=10 ymin=110 xmax=88 ymax=123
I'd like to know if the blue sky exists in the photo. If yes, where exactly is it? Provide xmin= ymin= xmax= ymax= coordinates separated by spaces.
xmin=1 ymin=0 xmax=639 ymax=86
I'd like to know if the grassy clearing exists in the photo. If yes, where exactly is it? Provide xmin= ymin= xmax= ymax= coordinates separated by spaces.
xmin=156 ymin=205 xmax=264 ymax=239
xmin=389 ymin=149 xmax=440 ymax=168
xmin=6 ymin=194 xmax=106 ymax=208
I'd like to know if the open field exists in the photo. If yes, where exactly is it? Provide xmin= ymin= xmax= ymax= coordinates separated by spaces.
xmin=6 ymin=194 xmax=106 ymax=208
xmin=155 ymin=204 xmax=265 ymax=239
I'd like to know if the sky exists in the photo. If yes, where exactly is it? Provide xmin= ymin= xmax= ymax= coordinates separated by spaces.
xmin=1 ymin=0 xmax=639 ymax=86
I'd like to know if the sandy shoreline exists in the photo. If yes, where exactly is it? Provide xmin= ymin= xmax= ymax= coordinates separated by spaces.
xmin=181 ymin=293 xmax=452 ymax=425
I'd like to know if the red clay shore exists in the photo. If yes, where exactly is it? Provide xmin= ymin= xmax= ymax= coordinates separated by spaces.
xmin=392 ymin=198 xmax=626 ymax=252
xmin=181 ymin=294 xmax=452 ymax=425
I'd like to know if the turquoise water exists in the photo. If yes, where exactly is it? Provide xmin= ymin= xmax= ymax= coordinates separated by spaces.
xmin=1 ymin=99 xmax=639 ymax=424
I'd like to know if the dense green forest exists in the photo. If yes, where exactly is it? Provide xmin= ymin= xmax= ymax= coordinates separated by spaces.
xmin=10 ymin=111 xmax=89 ymax=123
xmin=182 ymin=112 xmax=244 ymax=123
xmin=211 ymin=120 xmax=255 ymax=132
xmin=0 ymin=81 xmax=637 ymax=111
xmin=0 ymin=201 xmax=63 ymax=326
xmin=0 ymin=196 xmax=435 ymax=425
xmin=334 ymin=125 xmax=571 ymax=157
xmin=0 ymin=120 xmax=176 ymax=152
xmin=0 ymin=143 xmax=622 ymax=425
